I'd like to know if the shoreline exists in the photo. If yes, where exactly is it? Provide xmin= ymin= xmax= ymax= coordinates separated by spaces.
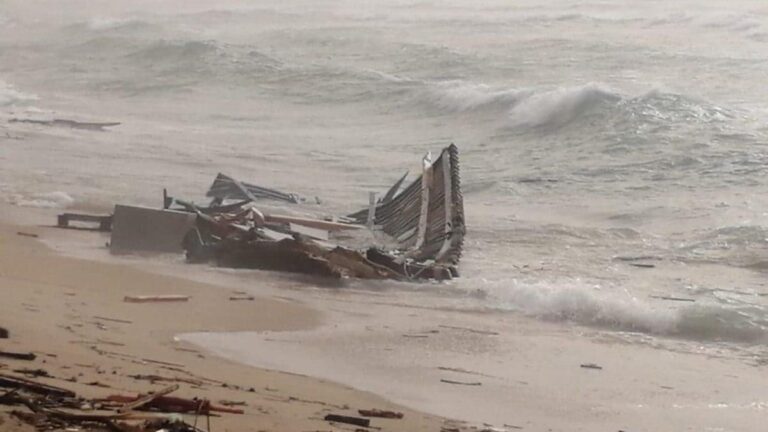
xmin=0 ymin=207 xmax=449 ymax=432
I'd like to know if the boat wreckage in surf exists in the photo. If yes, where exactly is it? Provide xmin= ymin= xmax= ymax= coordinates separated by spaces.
xmin=57 ymin=145 xmax=465 ymax=281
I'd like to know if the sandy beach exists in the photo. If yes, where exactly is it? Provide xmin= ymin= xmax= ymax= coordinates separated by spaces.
xmin=2 ymin=205 xmax=768 ymax=432
xmin=0 ymin=209 xmax=448 ymax=432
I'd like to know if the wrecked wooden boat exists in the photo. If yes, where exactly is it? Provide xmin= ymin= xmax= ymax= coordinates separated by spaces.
xmin=94 ymin=144 xmax=465 ymax=282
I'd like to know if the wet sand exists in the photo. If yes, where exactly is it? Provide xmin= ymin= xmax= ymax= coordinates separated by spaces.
xmin=0 ymin=209 xmax=446 ymax=432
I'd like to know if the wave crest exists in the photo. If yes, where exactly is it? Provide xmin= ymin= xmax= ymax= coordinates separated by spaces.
xmin=483 ymin=279 xmax=768 ymax=344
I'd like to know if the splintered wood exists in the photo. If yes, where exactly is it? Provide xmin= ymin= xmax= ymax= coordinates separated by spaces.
xmin=123 ymin=295 xmax=190 ymax=303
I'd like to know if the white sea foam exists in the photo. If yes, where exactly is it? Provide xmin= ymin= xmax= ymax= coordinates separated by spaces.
xmin=426 ymin=81 xmax=523 ymax=112
xmin=484 ymin=279 xmax=768 ymax=343
xmin=507 ymin=84 xmax=618 ymax=128
xmin=425 ymin=81 xmax=619 ymax=127
xmin=10 ymin=191 xmax=75 ymax=209
xmin=0 ymin=80 xmax=37 ymax=107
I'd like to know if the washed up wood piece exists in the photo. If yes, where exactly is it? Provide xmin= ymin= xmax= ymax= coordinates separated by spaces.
xmin=650 ymin=295 xmax=695 ymax=302
xmin=229 ymin=295 xmax=255 ymax=301
xmin=265 ymin=214 xmax=363 ymax=232
xmin=358 ymin=409 xmax=404 ymax=419
xmin=0 ymin=373 xmax=76 ymax=398
xmin=580 ymin=363 xmax=603 ymax=370
xmin=324 ymin=414 xmax=371 ymax=427
xmin=93 ymin=316 xmax=133 ymax=324
xmin=629 ymin=263 xmax=655 ymax=268
xmin=16 ymin=232 xmax=38 ymax=238
xmin=437 ymin=367 xmax=490 ymax=377
xmin=0 ymin=327 xmax=8 ymax=339
xmin=128 ymin=374 xmax=203 ymax=387
xmin=12 ymin=368 xmax=50 ymax=378
xmin=107 ymin=393 xmax=244 ymax=415
xmin=124 ymin=295 xmax=190 ymax=303
xmin=0 ymin=351 xmax=36 ymax=361
xmin=56 ymin=213 xmax=113 ymax=231
xmin=440 ymin=379 xmax=482 ymax=386
xmin=118 ymin=384 xmax=179 ymax=413
xmin=9 ymin=118 xmax=120 ymax=131
xmin=438 ymin=325 xmax=499 ymax=336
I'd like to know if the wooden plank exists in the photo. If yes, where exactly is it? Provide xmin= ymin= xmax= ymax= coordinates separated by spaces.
xmin=412 ymin=152 xmax=433 ymax=253
xmin=366 ymin=192 xmax=377 ymax=229
xmin=289 ymin=223 xmax=329 ymax=241
xmin=123 ymin=295 xmax=190 ymax=303
xmin=264 ymin=214 xmax=362 ymax=231
xmin=118 ymin=384 xmax=179 ymax=413
xmin=0 ymin=373 xmax=76 ymax=398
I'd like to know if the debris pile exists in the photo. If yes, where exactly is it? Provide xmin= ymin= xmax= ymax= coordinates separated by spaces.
xmin=57 ymin=145 xmax=466 ymax=282
xmin=0 ymin=376 xmax=236 ymax=432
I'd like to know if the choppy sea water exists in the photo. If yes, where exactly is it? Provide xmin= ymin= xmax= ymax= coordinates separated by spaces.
xmin=2 ymin=0 xmax=768 ymax=360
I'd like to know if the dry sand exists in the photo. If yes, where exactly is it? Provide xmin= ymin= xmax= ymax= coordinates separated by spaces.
xmin=0 ymin=215 xmax=447 ymax=432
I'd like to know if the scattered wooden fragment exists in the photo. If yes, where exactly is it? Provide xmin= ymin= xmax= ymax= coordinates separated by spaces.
xmin=0 ymin=373 xmax=76 ymax=398
xmin=118 ymin=384 xmax=179 ymax=413
xmin=12 ymin=368 xmax=50 ymax=378
xmin=440 ymin=379 xmax=482 ymax=386
xmin=16 ymin=232 xmax=38 ymax=238
xmin=93 ymin=316 xmax=133 ymax=324
xmin=219 ymin=400 xmax=247 ymax=407
xmin=437 ymin=367 xmax=490 ymax=377
xmin=649 ymin=295 xmax=695 ymax=302
xmin=402 ymin=334 xmax=429 ymax=338
xmin=438 ymin=325 xmax=499 ymax=336
xmin=324 ymin=414 xmax=371 ymax=427
xmin=580 ymin=363 xmax=603 ymax=370
xmin=229 ymin=296 xmax=255 ymax=301
xmin=0 ymin=327 xmax=7 ymax=339
xmin=9 ymin=118 xmax=121 ymax=131
xmin=140 ymin=358 xmax=185 ymax=368
xmin=358 ymin=409 xmax=404 ymax=419
xmin=108 ymin=393 xmax=244 ymax=415
xmin=629 ymin=263 xmax=655 ymax=268
xmin=265 ymin=214 xmax=363 ymax=232
xmin=124 ymin=295 xmax=190 ymax=303
xmin=128 ymin=374 xmax=203 ymax=387
xmin=0 ymin=351 xmax=36 ymax=361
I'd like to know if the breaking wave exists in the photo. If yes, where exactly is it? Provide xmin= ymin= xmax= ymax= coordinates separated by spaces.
xmin=483 ymin=279 xmax=768 ymax=344
xmin=0 ymin=80 xmax=37 ymax=107
xmin=422 ymin=81 xmax=731 ymax=131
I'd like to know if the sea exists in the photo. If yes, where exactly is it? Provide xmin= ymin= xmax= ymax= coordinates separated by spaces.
xmin=2 ymin=1 xmax=768 ymax=429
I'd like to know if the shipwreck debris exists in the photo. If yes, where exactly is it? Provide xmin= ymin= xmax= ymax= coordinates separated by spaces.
xmin=9 ymin=118 xmax=120 ymax=131
xmin=324 ymin=414 xmax=371 ymax=427
xmin=440 ymin=379 xmax=482 ymax=386
xmin=123 ymin=295 xmax=190 ymax=303
xmin=60 ymin=144 xmax=466 ymax=282
xmin=0 ymin=351 xmax=36 ymax=362
xmin=207 ymin=173 xmax=301 ymax=204
xmin=111 ymin=205 xmax=196 ymax=254
xmin=0 ymin=369 xmax=241 ymax=432
xmin=580 ymin=363 xmax=603 ymax=370
xmin=57 ymin=213 xmax=113 ymax=232
xmin=358 ymin=409 xmax=404 ymax=419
